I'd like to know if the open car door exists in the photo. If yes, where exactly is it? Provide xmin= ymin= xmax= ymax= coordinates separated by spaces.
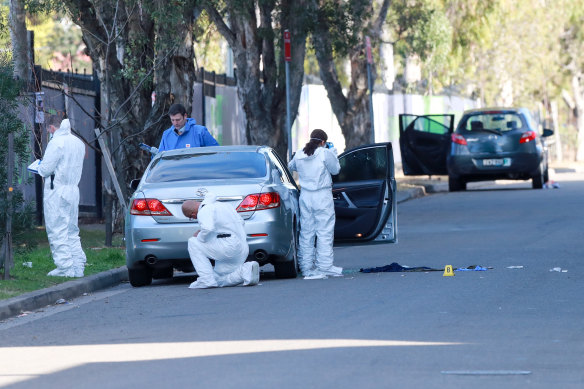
xmin=333 ymin=143 xmax=397 ymax=245
xmin=399 ymin=114 xmax=454 ymax=175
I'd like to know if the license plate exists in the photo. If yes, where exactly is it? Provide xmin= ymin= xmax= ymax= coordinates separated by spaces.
xmin=482 ymin=158 xmax=511 ymax=167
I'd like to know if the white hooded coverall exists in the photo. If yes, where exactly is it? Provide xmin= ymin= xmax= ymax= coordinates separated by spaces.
xmin=288 ymin=146 xmax=341 ymax=277
xmin=37 ymin=119 xmax=87 ymax=277
xmin=187 ymin=193 xmax=255 ymax=288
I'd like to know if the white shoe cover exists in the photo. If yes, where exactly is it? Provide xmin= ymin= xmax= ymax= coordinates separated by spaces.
xmin=303 ymin=270 xmax=328 ymax=280
xmin=73 ymin=265 xmax=85 ymax=278
xmin=47 ymin=268 xmax=76 ymax=277
xmin=243 ymin=261 xmax=260 ymax=286
xmin=189 ymin=278 xmax=218 ymax=289
xmin=319 ymin=265 xmax=343 ymax=277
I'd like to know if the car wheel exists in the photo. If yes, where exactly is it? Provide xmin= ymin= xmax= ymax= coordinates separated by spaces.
xmin=273 ymin=224 xmax=299 ymax=279
xmin=532 ymin=165 xmax=544 ymax=189
xmin=448 ymin=175 xmax=466 ymax=192
xmin=128 ymin=265 xmax=153 ymax=287
xmin=152 ymin=267 xmax=173 ymax=280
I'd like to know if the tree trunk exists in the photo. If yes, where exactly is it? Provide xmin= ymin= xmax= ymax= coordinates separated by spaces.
xmin=572 ymin=75 xmax=584 ymax=162
xmin=312 ymin=0 xmax=390 ymax=150
xmin=203 ymin=0 xmax=309 ymax=161
xmin=62 ymin=0 xmax=197 ymax=236
xmin=8 ymin=0 xmax=29 ymax=82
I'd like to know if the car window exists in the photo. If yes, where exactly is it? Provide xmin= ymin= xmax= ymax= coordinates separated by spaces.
xmin=145 ymin=152 xmax=267 ymax=182
xmin=410 ymin=116 xmax=452 ymax=135
xmin=267 ymin=150 xmax=293 ymax=184
xmin=459 ymin=112 xmax=525 ymax=133
xmin=333 ymin=147 xmax=387 ymax=182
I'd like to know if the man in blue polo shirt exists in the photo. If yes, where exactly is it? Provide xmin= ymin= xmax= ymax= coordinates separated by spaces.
xmin=158 ymin=103 xmax=219 ymax=152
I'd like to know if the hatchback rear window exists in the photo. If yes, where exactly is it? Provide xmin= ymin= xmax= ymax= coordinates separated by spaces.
xmin=459 ymin=112 xmax=525 ymax=133
xmin=146 ymin=152 xmax=267 ymax=183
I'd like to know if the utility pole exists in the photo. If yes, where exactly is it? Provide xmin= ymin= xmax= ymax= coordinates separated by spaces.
xmin=2 ymin=134 xmax=14 ymax=279
xmin=284 ymin=30 xmax=292 ymax=160
xmin=365 ymin=36 xmax=375 ymax=144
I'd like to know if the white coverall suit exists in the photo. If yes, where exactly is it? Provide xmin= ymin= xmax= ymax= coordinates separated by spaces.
xmin=187 ymin=193 xmax=257 ymax=289
xmin=288 ymin=146 xmax=342 ymax=278
xmin=37 ymin=119 xmax=87 ymax=277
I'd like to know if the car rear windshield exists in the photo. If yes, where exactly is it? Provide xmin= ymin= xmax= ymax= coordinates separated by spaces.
xmin=145 ymin=152 xmax=267 ymax=183
xmin=459 ymin=112 xmax=526 ymax=133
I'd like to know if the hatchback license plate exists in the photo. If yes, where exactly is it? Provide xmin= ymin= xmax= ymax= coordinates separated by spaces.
xmin=482 ymin=158 xmax=511 ymax=167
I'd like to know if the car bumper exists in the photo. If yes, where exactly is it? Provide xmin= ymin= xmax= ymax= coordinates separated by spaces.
xmin=448 ymin=152 xmax=542 ymax=178
xmin=125 ymin=209 xmax=293 ymax=269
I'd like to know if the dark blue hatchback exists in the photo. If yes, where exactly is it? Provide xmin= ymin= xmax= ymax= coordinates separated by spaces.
xmin=399 ymin=108 xmax=554 ymax=191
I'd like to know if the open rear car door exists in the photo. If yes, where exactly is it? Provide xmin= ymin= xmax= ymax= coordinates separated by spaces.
xmin=399 ymin=114 xmax=454 ymax=175
xmin=333 ymin=143 xmax=397 ymax=245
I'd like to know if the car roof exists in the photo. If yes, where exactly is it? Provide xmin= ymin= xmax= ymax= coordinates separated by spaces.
xmin=158 ymin=145 xmax=271 ymax=158
xmin=462 ymin=107 xmax=528 ymax=115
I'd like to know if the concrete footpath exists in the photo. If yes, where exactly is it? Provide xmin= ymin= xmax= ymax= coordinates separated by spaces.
xmin=0 ymin=178 xmax=451 ymax=321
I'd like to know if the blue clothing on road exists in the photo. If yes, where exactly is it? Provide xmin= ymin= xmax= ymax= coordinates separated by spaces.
xmin=158 ymin=118 xmax=219 ymax=152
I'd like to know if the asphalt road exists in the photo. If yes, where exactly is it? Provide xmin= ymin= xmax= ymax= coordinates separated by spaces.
xmin=0 ymin=171 xmax=582 ymax=389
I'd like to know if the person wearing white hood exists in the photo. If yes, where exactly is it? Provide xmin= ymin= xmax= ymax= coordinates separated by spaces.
xmin=37 ymin=116 xmax=87 ymax=277
xmin=288 ymin=129 xmax=342 ymax=279
xmin=181 ymin=191 xmax=259 ymax=289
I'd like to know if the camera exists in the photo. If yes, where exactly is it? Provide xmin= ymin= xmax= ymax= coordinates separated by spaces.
xmin=325 ymin=142 xmax=334 ymax=149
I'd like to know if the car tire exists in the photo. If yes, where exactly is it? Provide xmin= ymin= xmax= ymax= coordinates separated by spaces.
xmin=128 ymin=265 xmax=153 ymax=287
xmin=273 ymin=224 xmax=299 ymax=279
xmin=448 ymin=175 xmax=466 ymax=192
xmin=532 ymin=165 xmax=544 ymax=189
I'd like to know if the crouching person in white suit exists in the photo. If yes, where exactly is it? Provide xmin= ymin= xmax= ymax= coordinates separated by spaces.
xmin=181 ymin=193 xmax=259 ymax=289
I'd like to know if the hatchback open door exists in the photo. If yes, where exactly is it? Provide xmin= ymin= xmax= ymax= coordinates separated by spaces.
xmin=333 ymin=143 xmax=397 ymax=245
xmin=399 ymin=114 xmax=454 ymax=175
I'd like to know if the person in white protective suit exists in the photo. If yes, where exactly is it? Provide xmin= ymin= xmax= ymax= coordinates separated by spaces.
xmin=181 ymin=192 xmax=260 ymax=289
xmin=288 ymin=129 xmax=342 ymax=279
xmin=37 ymin=116 xmax=87 ymax=277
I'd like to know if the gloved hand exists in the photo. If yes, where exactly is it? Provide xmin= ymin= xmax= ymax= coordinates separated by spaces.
xmin=329 ymin=147 xmax=338 ymax=156
xmin=139 ymin=143 xmax=158 ymax=155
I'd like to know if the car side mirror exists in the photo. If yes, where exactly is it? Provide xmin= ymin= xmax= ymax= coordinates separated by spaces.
xmin=542 ymin=128 xmax=554 ymax=137
xmin=130 ymin=179 xmax=141 ymax=191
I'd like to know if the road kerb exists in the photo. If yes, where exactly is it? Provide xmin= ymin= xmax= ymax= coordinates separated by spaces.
xmin=0 ymin=266 xmax=128 ymax=321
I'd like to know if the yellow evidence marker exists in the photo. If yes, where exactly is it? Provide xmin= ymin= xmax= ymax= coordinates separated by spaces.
xmin=443 ymin=265 xmax=454 ymax=277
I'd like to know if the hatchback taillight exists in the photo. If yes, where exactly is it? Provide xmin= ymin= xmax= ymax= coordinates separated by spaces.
xmin=130 ymin=198 xmax=172 ymax=216
xmin=519 ymin=131 xmax=537 ymax=144
xmin=237 ymin=192 xmax=281 ymax=212
xmin=451 ymin=133 xmax=467 ymax=145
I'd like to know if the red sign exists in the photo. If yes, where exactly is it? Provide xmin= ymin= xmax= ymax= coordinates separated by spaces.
xmin=284 ymin=30 xmax=291 ymax=62
xmin=365 ymin=36 xmax=373 ymax=64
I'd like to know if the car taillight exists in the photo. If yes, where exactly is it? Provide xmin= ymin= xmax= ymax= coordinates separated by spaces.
xmin=130 ymin=198 xmax=172 ymax=216
xmin=519 ymin=131 xmax=537 ymax=144
xmin=237 ymin=192 xmax=281 ymax=212
xmin=451 ymin=133 xmax=467 ymax=145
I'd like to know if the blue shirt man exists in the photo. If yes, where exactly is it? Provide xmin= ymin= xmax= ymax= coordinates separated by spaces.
xmin=158 ymin=103 xmax=219 ymax=152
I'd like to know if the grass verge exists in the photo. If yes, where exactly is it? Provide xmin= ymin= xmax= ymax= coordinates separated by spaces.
xmin=0 ymin=225 xmax=124 ymax=300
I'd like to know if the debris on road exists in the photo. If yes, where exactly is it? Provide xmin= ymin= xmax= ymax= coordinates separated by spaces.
xmin=507 ymin=265 xmax=524 ymax=269
xmin=360 ymin=263 xmax=491 ymax=274
xmin=455 ymin=265 xmax=488 ymax=271
xmin=549 ymin=267 xmax=568 ymax=273
xmin=360 ymin=262 xmax=443 ymax=273
xmin=544 ymin=180 xmax=560 ymax=189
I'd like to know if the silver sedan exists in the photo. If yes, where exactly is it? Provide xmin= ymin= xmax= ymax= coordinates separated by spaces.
xmin=125 ymin=143 xmax=397 ymax=286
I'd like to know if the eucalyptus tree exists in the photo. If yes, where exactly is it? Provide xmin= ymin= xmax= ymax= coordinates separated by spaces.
xmin=26 ymin=0 xmax=200 ymax=240
xmin=560 ymin=0 xmax=584 ymax=161
xmin=310 ymin=0 xmax=390 ymax=149
xmin=9 ymin=0 xmax=30 ymax=81
xmin=201 ymin=0 xmax=312 ymax=160
xmin=387 ymin=0 xmax=452 ymax=95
